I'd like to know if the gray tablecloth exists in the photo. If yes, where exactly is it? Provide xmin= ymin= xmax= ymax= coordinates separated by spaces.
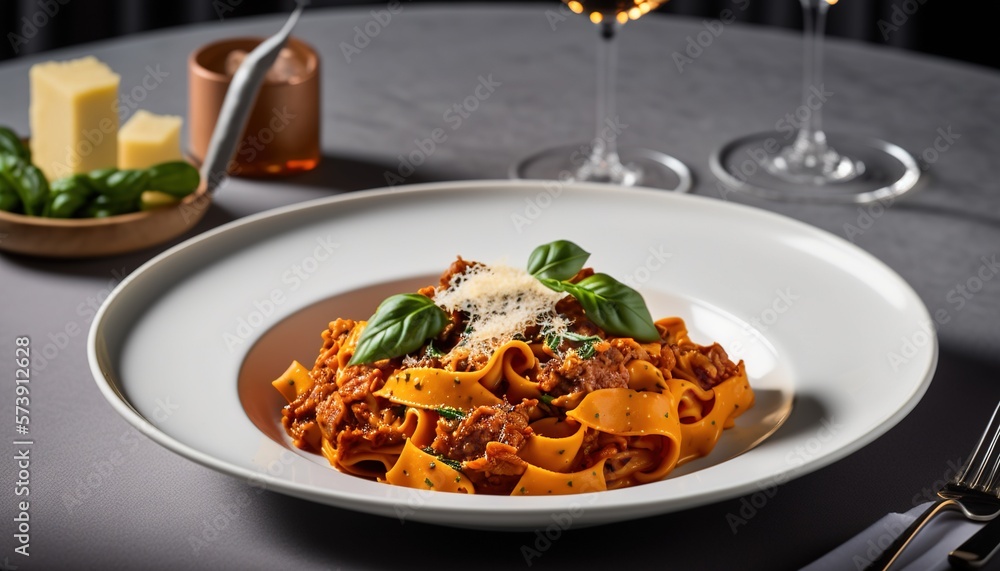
xmin=1 ymin=5 xmax=999 ymax=570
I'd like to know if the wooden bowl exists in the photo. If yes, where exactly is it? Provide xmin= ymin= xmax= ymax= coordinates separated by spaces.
xmin=0 ymin=180 xmax=210 ymax=258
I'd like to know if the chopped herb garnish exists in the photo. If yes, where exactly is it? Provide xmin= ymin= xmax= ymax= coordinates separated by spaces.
xmin=594 ymin=413 xmax=600 ymax=418
xmin=563 ymin=332 xmax=599 ymax=343
xmin=576 ymin=342 xmax=597 ymax=360
xmin=558 ymin=449 xmax=565 ymax=455
xmin=664 ymin=412 xmax=669 ymax=418
xmin=567 ymin=480 xmax=573 ymax=487
xmin=424 ymin=477 xmax=434 ymax=488
xmin=519 ymin=486 xmax=527 ymax=494
xmin=545 ymin=331 xmax=602 ymax=359
xmin=434 ymin=406 xmax=466 ymax=421
xmin=544 ymin=332 xmax=561 ymax=352
xmin=425 ymin=340 xmax=444 ymax=358
xmin=539 ymin=394 xmax=555 ymax=405
xmin=421 ymin=447 xmax=463 ymax=471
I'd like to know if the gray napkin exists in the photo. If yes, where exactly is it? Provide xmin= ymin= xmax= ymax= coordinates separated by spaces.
xmin=801 ymin=502 xmax=986 ymax=570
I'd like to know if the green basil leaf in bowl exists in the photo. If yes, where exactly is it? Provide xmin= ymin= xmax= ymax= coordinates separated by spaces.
xmin=0 ymin=154 xmax=49 ymax=217
xmin=0 ymin=126 xmax=30 ymax=162
xmin=146 ymin=161 xmax=201 ymax=197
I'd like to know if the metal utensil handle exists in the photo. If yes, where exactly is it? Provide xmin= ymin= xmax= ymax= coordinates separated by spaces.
xmin=863 ymin=499 xmax=959 ymax=571
xmin=950 ymin=517 xmax=1000 ymax=569
xmin=201 ymin=1 xmax=305 ymax=193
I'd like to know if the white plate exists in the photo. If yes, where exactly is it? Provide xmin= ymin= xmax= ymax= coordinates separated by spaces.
xmin=89 ymin=180 xmax=936 ymax=529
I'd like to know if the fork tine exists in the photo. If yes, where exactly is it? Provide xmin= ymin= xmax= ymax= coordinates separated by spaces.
xmin=979 ymin=432 xmax=1000 ymax=494
xmin=960 ymin=402 xmax=1000 ymax=493
xmin=980 ymin=419 xmax=1000 ymax=495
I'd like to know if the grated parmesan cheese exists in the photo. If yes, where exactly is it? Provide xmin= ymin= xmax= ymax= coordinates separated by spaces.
xmin=434 ymin=263 xmax=570 ymax=357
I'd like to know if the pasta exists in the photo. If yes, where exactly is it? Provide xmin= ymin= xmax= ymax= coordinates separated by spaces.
xmin=273 ymin=246 xmax=753 ymax=495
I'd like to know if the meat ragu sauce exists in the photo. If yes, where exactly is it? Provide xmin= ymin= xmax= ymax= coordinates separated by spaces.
xmin=277 ymin=256 xmax=753 ymax=495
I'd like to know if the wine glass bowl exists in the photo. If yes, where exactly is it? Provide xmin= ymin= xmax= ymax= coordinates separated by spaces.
xmin=564 ymin=0 xmax=664 ymax=24
xmin=511 ymin=1 xmax=692 ymax=192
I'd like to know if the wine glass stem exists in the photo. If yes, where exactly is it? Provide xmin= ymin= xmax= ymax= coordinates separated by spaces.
xmin=796 ymin=0 xmax=828 ymax=151
xmin=587 ymin=21 xmax=621 ymax=171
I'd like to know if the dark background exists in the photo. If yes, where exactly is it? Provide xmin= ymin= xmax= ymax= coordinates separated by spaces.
xmin=0 ymin=0 xmax=996 ymax=70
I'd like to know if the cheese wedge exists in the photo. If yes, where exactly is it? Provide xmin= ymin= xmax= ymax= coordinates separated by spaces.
xmin=119 ymin=110 xmax=183 ymax=170
xmin=29 ymin=56 xmax=120 ymax=180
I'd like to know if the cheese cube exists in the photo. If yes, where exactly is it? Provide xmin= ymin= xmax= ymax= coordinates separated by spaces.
xmin=118 ymin=110 xmax=183 ymax=170
xmin=29 ymin=56 xmax=120 ymax=181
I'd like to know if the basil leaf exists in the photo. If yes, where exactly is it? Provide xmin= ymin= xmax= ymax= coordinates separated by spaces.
xmin=562 ymin=274 xmax=659 ymax=342
xmin=87 ymin=193 xmax=134 ymax=217
xmin=0 ymin=127 xmax=30 ymax=162
xmin=47 ymin=175 xmax=95 ymax=218
xmin=527 ymin=240 xmax=590 ymax=280
xmin=0 ymin=177 xmax=21 ymax=212
xmin=86 ymin=168 xmax=119 ymax=194
xmin=537 ymin=277 xmax=568 ymax=293
xmin=348 ymin=294 xmax=450 ymax=365
xmin=0 ymin=154 xmax=48 ymax=217
xmin=104 ymin=169 xmax=150 ymax=208
xmin=147 ymin=161 xmax=201 ymax=197
xmin=48 ymin=191 xmax=87 ymax=219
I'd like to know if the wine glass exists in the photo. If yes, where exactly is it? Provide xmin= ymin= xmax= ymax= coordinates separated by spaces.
xmin=710 ymin=0 xmax=921 ymax=203
xmin=511 ymin=1 xmax=693 ymax=192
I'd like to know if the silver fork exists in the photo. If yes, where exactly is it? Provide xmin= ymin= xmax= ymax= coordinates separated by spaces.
xmin=864 ymin=401 xmax=1000 ymax=571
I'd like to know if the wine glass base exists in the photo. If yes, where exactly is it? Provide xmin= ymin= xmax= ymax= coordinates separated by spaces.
xmin=511 ymin=144 xmax=693 ymax=193
xmin=710 ymin=131 xmax=921 ymax=204
xmin=765 ymin=142 xmax=863 ymax=184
